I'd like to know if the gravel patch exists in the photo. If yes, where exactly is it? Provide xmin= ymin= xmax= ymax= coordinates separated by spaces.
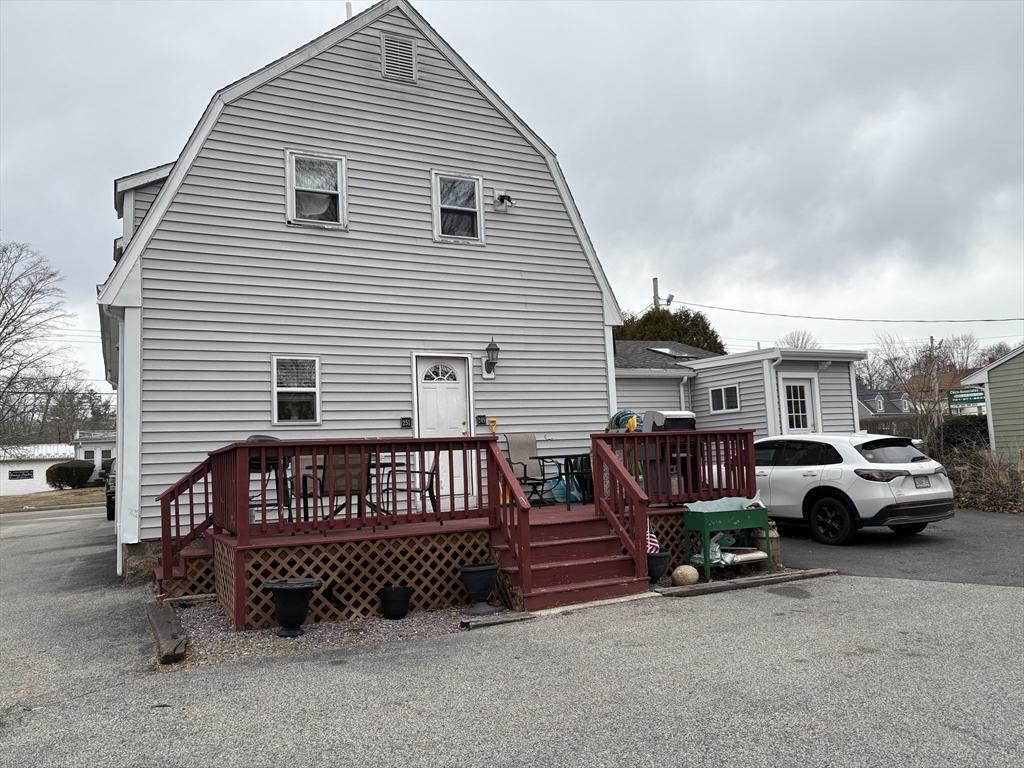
xmin=164 ymin=600 xmax=465 ymax=670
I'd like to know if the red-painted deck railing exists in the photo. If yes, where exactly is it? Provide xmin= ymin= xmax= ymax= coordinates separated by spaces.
xmin=591 ymin=430 xmax=757 ymax=506
xmin=485 ymin=440 xmax=533 ymax=595
xmin=156 ymin=458 xmax=214 ymax=580
xmin=591 ymin=440 xmax=648 ymax=578
xmin=206 ymin=436 xmax=514 ymax=545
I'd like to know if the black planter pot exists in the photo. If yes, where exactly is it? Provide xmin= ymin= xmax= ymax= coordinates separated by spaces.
xmin=263 ymin=578 xmax=322 ymax=638
xmin=379 ymin=585 xmax=414 ymax=620
xmin=647 ymin=549 xmax=672 ymax=584
xmin=459 ymin=562 xmax=501 ymax=616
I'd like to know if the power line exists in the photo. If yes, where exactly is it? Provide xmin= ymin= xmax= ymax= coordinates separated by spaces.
xmin=674 ymin=300 xmax=1024 ymax=324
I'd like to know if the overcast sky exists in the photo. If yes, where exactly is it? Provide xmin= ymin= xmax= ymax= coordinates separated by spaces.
xmin=2 ymin=0 xmax=1022 ymax=396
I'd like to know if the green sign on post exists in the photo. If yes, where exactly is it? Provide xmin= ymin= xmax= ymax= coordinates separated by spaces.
xmin=948 ymin=388 xmax=986 ymax=408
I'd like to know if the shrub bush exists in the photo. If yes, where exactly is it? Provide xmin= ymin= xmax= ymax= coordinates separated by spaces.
xmin=931 ymin=415 xmax=990 ymax=456
xmin=46 ymin=460 xmax=96 ymax=490
xmin=941 ymin=448 xmax=1023 ymax=515
xmin=101 ymin=457 xmax=113 ymax=474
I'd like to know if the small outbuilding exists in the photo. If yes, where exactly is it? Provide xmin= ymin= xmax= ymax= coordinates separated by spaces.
xmin=0 ymin=444 xmax=75 ymax=496
xmin=960 ymin=345 xmax=1024 ymax=456
xmin=72 ymin=430 xmax=116 ymax=482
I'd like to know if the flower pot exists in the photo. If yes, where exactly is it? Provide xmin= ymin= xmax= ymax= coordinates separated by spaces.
xmin=263 ymin=578 xmax=322 ymax=638
xmin=379 ymin=585 xmax=414 ymax=620
xmin=458 ymin=562 xmax=501 ymax=616
xmin=647 ymin=549 xmax=672 ymax=584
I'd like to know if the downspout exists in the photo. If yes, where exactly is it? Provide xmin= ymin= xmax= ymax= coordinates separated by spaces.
xmin=678 ymin=373 xmax=690 ymax=410
xmin=768 ymin=351 xmax=784 ymax=435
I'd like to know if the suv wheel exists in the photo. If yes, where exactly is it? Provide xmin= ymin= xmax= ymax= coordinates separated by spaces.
xmin=889 ymin=523 xmax=928 ymax=535
xmin=808 ymin=496 xmax=856 ymax=545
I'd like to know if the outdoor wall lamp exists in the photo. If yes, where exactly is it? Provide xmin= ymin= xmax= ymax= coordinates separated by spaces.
xmin=483 ymin=338 xmax=500 ymax=379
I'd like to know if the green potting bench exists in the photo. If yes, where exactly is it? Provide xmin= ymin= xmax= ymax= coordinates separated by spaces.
xmin=684 ymin=506 xmax=775 ymax=583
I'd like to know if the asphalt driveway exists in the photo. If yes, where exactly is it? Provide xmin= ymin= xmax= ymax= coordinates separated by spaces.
xmin=777 ymin=509 xmax=1024 ymax=586
xmin=2 ymin=505 xmax=1022 ymax=767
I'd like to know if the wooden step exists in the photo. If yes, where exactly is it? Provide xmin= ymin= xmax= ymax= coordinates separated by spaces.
xmin=502 ymin=554 xmax=635 ymax=589
xmin=522 ymin=576 xmax=649 ymax=611
xmin=527 ymin=517 xmax=612 ymax=542
xmin=492 ymin=534 xmax=624 ymax=567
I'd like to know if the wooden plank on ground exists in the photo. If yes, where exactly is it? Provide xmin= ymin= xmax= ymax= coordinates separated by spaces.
xmin=145 ymin=601 xmax=187 ymax=664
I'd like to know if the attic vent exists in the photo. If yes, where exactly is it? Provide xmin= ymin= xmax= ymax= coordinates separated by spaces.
xmin=381 ymin=33 xmax=416 ymax=82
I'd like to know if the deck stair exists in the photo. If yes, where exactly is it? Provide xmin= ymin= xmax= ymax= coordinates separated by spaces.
xmin=492 ymin=506 xmax=648 ymax=611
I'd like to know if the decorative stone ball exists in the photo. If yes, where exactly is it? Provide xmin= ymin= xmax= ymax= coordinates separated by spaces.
xmin=672 ymin=565 xmax=700 ymax=586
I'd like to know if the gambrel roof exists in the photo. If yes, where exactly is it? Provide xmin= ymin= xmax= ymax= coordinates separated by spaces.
xmin=97 ymin=0 xmax=622 ymax=324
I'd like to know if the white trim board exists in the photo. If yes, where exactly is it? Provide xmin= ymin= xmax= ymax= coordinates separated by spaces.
xmin=97 ymin=0 xmax=623 ymax=324
xmin=687 ymin=347 xmax=867 ymax=370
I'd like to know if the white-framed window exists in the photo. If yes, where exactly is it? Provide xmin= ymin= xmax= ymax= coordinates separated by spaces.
xmin=84 ymin=450 xmax=95 ymax=460
xmin=431 ymin=170 xmax=484 ymax=243
xmin=101 ymin=449 xmax=111 ymax=460
xmin=709 ymin=385 xmax=740 ymax=413
xmin=272 ymin=356 xmax=321 ymax=424
xmin=285 ymin=150 xmax=347 ymax=228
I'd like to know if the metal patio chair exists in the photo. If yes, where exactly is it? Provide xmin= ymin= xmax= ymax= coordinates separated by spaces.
xmin=501 ymin=432 xmax=562 ymax=505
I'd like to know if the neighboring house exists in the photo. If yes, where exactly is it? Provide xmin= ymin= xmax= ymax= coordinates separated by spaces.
xmin=616 ymin=344 xmax=866 ymax=437
xmin=96 ymin=0 xmax=622 ymax=575
xmin=960 ymin=345 xmax=1024 ymax=456
xmin=0 ymin=444 xmax=75 ymax=496
xmin=72 ymin=430 xmax=116 ymax=482
xmin=614 ymin=340 xmax=718 ymax=412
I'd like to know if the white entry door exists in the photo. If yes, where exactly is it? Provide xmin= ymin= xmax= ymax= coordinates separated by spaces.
xmin=416 ymin=357 xmax=471 ymax=505
xmin=780 ymin=377 xmax=817 ymax=433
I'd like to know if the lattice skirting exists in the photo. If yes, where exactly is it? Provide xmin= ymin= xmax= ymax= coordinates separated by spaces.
xmin=495 ymin=568 xmax=523 ymax=613
xmin=213 ymin=539 xmax=237 ymax=623
xmin=217 ymin=530 xmax=496 ymax=630
xmin=161 ymin=553 xmax=215 ymax=598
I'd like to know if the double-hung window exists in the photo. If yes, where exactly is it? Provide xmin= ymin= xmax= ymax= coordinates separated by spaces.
xmin=431 ymin=171 xmax=484 ymax=242
xmin=709 ymin=385 xmax=740 ymax=413
xmin=273 ymin=356 xmax=320 ymax=424
xmin=286 ymin=150 xmax=347 ymax=227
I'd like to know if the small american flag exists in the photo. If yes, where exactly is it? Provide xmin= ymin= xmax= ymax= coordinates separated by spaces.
xmin=646 ymin=530 xmax=661 ymax=554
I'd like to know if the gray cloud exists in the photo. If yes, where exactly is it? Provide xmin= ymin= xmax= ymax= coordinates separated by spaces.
xmin=1 ymin=0 xmax=1021 ymax=385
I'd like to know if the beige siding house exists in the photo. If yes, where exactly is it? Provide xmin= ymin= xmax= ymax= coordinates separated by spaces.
xmin=961 ymin=345 xmax=1024 ymax=456
xmin=97 ymin=0 xmax=622 ymax=574
xmin=615 ymin=343 xmax=865 ymax=437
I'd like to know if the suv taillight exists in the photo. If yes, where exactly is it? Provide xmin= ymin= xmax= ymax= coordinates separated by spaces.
xmin=854 ymin=468 xmax=910 ymax=482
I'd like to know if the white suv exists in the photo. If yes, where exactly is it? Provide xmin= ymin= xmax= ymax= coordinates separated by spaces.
xmin=753 ymin=434 xmax=954 ymax=545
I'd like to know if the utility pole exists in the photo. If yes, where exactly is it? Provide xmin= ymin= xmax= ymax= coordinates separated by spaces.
xmin=931 ymin=335 xmax=942 ymax=435
xmin=652 ymin=277 xmax=660 ymax=310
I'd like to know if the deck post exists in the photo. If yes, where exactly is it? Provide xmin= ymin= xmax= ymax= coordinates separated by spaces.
xmin=234 ymin=446 xmax=250 ymax=547
xmin=159 ymin=495 xmax=172 ymax=580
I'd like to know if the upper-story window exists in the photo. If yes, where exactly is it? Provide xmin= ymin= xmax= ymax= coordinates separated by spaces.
xmin=285 ymin=150 xmax=347 ymax=228
xmin=431 ymin=171 xmax=484 ymax=243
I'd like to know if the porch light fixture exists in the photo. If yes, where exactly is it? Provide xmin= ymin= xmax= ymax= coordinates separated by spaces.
xmin=494 ymin=191 xmax=517 ymax=212
xmin=483 ymin=338 xmax=500 ymax=379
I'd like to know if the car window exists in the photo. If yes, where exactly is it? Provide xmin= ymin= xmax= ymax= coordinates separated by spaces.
xmin=856 ymin=438 xmax=930 ymax=464
xmin=754 ymin=441 xmax=781 ymax=466
xmin=819 ymin=444 xmax=844 ymax=465
xmin=777 ymin=441 xmax=826 ymax=467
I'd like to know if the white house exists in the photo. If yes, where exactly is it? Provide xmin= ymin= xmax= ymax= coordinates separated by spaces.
xmin=96 ymin=0 xmax=622 ymax=575
xmin=0 ymin=444 xmax=75 ymax=496
xmin=72 ymin=430 xmax=116 ymax=482
xmin=615 ymin=342 xmax=867 ymax=436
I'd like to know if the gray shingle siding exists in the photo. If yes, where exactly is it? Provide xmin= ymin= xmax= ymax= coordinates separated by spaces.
xmin=134 ymin=9 xmax=610 ymax=539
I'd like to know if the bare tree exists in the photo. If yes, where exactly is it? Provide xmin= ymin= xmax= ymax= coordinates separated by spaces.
xmin=777 ymin=329 xmax=820 ymax=349
xmin=974 ymin=340 xmax=1015 ymax=366
xmin=940 ymin=333 xmax=980 ymax=376
xmin=0 ymin=242 xmax=78 ymax=454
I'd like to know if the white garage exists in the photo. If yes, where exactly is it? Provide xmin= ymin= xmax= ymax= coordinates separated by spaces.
xmin=0 ymin=444 xmax=75 ymax=496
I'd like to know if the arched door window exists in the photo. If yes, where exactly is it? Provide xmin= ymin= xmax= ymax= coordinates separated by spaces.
xmin=423 ymin=363 xmax=458 ymax=382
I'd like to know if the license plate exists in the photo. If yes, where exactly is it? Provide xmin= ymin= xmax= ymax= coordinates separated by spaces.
xmin=914 ymin=476 xmax=931 ymax=489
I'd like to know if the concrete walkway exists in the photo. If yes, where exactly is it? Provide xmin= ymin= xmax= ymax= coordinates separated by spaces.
xmin=1 ymin=507 xmax=1022 ymax=767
